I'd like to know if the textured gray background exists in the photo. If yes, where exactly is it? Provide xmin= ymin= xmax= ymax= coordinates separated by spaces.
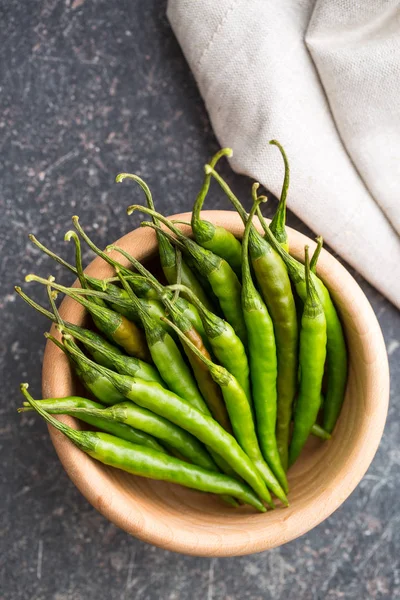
xmin=1 ymin=2 xmax=399 ymax=599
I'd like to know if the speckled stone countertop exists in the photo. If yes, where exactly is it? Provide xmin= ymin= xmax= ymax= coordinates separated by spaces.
xmin=1 ymin=2 xmax=399 ymax=599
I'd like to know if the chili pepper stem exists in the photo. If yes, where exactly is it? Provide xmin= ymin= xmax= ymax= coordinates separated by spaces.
xmin=19 ymin=384 xmax=94 ymax=451
xmin=310 ymin=236 xmax=323 ymax=275
xmin=269 ymin=140 xmax=290 ymax=248
xmin=191 ymin=148 xmax=232 ymax=226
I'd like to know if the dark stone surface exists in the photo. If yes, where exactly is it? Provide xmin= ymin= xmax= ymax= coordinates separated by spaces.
xmin=1 ymin=2 xmax=399 ymax=599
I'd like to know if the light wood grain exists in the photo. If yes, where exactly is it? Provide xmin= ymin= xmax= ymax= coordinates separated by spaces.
xmin=42 ymin=211 xmax=389 ymax=556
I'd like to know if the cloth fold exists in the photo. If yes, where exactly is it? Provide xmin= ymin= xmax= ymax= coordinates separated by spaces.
xmin=167 ymin=0 xmax=400 ymax=308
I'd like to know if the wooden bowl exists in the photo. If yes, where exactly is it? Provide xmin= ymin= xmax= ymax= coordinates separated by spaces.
xmin=42 ymin=211 xmax=389 ymax=556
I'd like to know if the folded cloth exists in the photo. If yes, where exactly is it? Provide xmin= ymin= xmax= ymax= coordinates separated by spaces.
xmin=167 ymin=0 xmax=400 ymax=308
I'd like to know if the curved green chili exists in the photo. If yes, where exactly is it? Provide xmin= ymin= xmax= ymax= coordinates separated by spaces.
xmin=163 ymin=317 xmax=288 ymax=506
xmin=46 ymin=332 xmax=126 ymax=405
xmin=116 ymin=172 xmax=213 ymax=310
xmin=45 ymin=366 xmax=216 ymax=472
xmin=147 ymin=280 xmax=231 ymax=431
xmin=168 ymin=283 xmax=251 ymax=405
xmin=21 ymin=386 xmax=265 ymax=512
xmin=257 ymin=212 xmax=347 ymax=434
xmin=191 ymin=149 xmax=242 ymax=277
xmin=19 ymin=396 xmax=166 ymax=453
xmin=115 ymin=269 xmax=209 ymax=415
xmin=128 ymin=205 xmax=247 ymax=346
xmin=58 ymin=324 xmax=165 ymax=386
xmin=241 ymin=192 xmax=288 ymax=493
xmin=289 ymin=247 xmax=327 ymax=465
xmin=206 ymin=167 xmax=298 ymax=470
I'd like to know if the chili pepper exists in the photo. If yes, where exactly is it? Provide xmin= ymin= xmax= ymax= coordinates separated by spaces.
xmin=26 ymin=274 xmax=151 ymax=362
xmin=19 ymin=396 xmax=167 ymax=453
xmin=257 ymin=212 xmax=347 ymax=434
xmin=46 ymin=331 xmax=127 ymax=405
xmin=106 ymin=245 xmax=209 ymax=348
xmin=289 ymin=247 xmax=327 ymax=466
xmin=162 ymin=317 xmax=288 ymax=506
xmin=191 ymin=149 xmax=242 ymax=277
xmin=20 ymin=385 xmax=265 ymax=512
xmin=241 ymin=192 xmax=288 ymax=494
xmin=128 ymin=206 xmax=247 ymax=346
xmin=58 ymin=323 xmax=165 ymax=387
xmin=269 ymin=140 xmax=290 ymax=252
xmin=47 ymin=353 xmax=216 ymax=472
xmin=115 ymin=269 xmax=210 ymax=416
xmin=116 ymin=173 xmax=214 ymax=310
xmin=207 ymin=167 xmax=298 ymax=471
xmin=72 ymin=216 xmax=159 ymax=300
xmin=168 ymin=283 xmax=251 ymax=405
xmin=145 ymin=278 xmax=231 ymax=431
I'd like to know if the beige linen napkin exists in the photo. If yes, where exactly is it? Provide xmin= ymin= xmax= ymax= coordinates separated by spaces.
xmin=167 ymin=0 xmax=400 ymax=308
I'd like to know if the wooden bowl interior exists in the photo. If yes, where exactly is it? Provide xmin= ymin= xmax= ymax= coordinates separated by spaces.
xmin=42 ymin=211 xmax=389 ymax=556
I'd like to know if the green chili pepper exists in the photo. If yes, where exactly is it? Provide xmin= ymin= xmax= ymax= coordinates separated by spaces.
xmin=128 ymin=206 xmax=247 ymax=346
xmin=241 ymin=192 xmax=288 ymax=494
xmin=116 ymin=173 xmax=214 ymax=311
xmin=289 ymin=247 xmax=327 ymax=466
xmin=163 ymin=317 xmax=288 ymax=507
xmin=269 ymin=140 xmax=290 ymax=252
xmin=46 ymin=332 xmax=126 ymax=405
xmin=26 ymin=274 xmax=152 ymax=362
xmin=19 ymin=396 xmax=167 ymax=453
xmin=115 ymin=269 xmax=209 ymax=416
xmin=20 ymin=385 xmax=265 ymax=512
xmin=257 ymin=213 xmax=347 ymax=434
xmin=167 ymin=283 xmax=251 ymax=405
xmin=58 ymin=324 xmax=165 ymax=386
xmin=46 ymin=354 xmax=216 ymax=472
xmin=191 ymin=149 xmax=242 ymax=277
xmin=148 ymin=280 xmax=232 ymax=431
xmin=207 ymin=167 xmax=298 ymax=470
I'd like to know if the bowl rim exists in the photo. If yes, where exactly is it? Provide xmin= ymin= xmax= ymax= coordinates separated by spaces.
xmin=42 ymin=210 xmax=389 ymax=556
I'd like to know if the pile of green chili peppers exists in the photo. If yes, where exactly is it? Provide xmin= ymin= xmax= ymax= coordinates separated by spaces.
xmin=16 ymin=141 xmax=347 ymax=513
